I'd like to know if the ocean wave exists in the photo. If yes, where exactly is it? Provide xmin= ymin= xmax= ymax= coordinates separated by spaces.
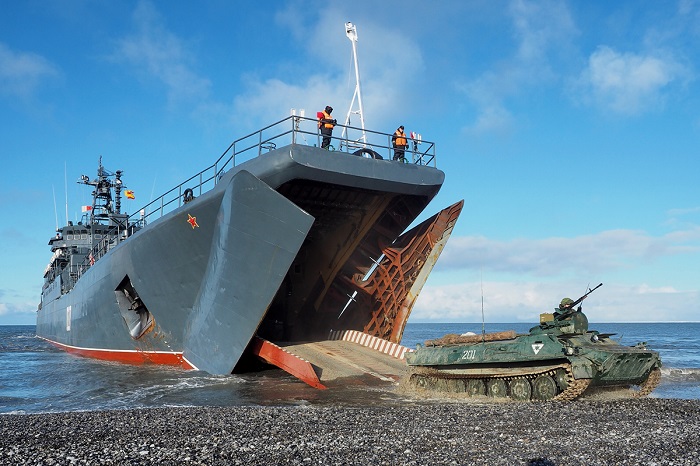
xmin=0 ymin=335 xmax=55 ymax=353
xmin=0 ymin=410 xmax=28 ymax=415
xmin=661 ymin=367 xmax=700 ymax=382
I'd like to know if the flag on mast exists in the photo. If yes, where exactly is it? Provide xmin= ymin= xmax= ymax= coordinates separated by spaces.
xmin=125 ymin=190 xmax=135 ymax=199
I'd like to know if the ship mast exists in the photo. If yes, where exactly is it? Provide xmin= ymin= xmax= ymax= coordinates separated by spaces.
xmin=341 ymin=22 xmax=367 ymax=148
xmin=78 ymin=156 xmax=125 ymax=226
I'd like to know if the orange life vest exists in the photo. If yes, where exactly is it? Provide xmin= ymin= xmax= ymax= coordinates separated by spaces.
xmin=319 ymin=111 xmax=335 ymax=129
xmin=394 ymin=129 xmax=407 ymax=147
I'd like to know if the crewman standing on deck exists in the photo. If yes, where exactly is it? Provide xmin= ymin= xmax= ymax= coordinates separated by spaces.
xmin=392 ymin=125 xmax=408 ymax=161
xmin=318 ymin=106 xmax=337 ymax=149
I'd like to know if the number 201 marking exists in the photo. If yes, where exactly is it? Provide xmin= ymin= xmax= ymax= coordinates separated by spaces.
xmin=460 ymin=349 xmax=477 ymax=360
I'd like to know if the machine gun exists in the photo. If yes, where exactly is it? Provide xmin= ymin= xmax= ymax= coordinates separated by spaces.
xmin=556 ymin=282 xmax=603 ymax=319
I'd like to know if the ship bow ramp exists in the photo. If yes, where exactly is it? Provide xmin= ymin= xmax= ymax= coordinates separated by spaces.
xmin=239 ymin=145 xmax=463 ymax=386
xmin=246 ymin=146 xmax=462 ymax=346
xmin=183 ymin=170 xmax=314 ymax=374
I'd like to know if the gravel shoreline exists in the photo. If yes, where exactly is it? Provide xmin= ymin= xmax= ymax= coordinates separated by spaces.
xmin=2 ymin=398 xmax=699 ymax=465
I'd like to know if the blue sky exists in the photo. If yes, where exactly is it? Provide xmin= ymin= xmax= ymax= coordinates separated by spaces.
xmin=1 ymin=1 xmax=698 ymax=325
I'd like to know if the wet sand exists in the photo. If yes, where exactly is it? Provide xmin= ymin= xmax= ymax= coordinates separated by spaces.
xmin=1 ymin=398 xmax=699 ymax=465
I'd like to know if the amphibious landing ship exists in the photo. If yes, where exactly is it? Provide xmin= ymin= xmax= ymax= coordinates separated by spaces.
xmin=37 ymin=116 xmax=463 ymax=388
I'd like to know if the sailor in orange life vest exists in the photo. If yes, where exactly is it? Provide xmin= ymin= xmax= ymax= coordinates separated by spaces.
xmin=392 ymin=125 xmax=408 ymax=161
xmin=318 ymin=106 xmax=337 ymax=149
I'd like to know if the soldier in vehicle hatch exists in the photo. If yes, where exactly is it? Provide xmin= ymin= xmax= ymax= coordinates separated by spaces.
xmin=554 ymin=297 xmax=575 ymax=319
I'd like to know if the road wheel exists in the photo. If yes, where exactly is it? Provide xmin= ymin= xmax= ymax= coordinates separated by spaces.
xmin=532 ymin=374 xmax=558 ymax=400
xmin=487 ymin=379 xmax=507 ymax=398
xmin=554 ymin=368 xmax=569 ymax=390
xmin=409 ymin=373 xmax=435 ymax=390
xmin=446 ymin=378 xmax=466 ymax=393
xmin=466 ymin=379 xmax=486 ymax=396
xmin=509 ymin=378 xmax=532 ymax=401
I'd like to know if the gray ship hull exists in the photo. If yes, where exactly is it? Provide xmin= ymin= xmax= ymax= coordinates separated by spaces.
xmin=38 ymin=138 xmax=450 ymax=375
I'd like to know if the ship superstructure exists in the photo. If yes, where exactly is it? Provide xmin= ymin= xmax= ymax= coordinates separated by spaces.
xmin=42 ymin=160 xmax=137 ymax=306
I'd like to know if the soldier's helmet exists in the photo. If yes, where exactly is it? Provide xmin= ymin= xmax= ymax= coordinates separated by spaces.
xmin=560 ymin=297 xmax=574 ymax=308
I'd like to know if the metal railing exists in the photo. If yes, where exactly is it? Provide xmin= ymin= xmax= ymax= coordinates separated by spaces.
xmin=69 ymin=117 xmax=438 ymax=280
xmin=127 ymin=116 xmax=437 ymax=227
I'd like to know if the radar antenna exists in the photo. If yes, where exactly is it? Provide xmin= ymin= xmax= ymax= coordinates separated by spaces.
xmin=341 ymin=22 xmax=367 ymax=148
xmin=78 ymin=156 xmax=128 ymax=228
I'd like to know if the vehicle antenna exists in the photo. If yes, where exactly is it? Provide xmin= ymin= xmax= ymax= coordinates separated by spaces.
xmin=481 ymin=267 xmax=486 ymax=342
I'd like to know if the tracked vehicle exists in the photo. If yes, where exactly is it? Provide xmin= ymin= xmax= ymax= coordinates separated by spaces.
xmin=405 ymin=284 xmax=662 ymax=401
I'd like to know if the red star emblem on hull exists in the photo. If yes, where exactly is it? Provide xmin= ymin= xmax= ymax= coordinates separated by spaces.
xmin=187 ymin=213 xmax=199 ymax=229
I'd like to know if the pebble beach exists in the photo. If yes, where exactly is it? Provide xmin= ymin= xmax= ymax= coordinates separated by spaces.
xmin=2 ymin=398 xmax=699 ymax=465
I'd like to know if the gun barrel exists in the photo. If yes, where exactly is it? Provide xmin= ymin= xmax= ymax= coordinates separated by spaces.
xmin=571 ymin=283 xmax=603 ymax=307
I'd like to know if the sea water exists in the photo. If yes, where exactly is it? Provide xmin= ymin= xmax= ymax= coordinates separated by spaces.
xmin=1 ymin=323 xmax=698 ymax=414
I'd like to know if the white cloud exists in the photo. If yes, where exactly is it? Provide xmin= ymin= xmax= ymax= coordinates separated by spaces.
xmin=230 ymin=75 xmax=344 ymax=135
xmin=469 ymin=104 xmax=515 ymax=135
xmin=438 ymin=228 xmax=700 ymax=276
xmin=576 ymin=46 xmax=685 ymax=115
xmin=412 ymin=280 xmax=699 ymax=322
xmin=0 ymin=298 xmax=36 ymax=318
xmin=459 ymin=0 xmax=577 ymax=134
xmin=111 ymin=1 xmax=211 ymax=106
xmin=413 ymin=281 xmax=550 ymax=322
xmin=509 ymin=0 xmax=577 ymax=65
xmin=410 ymin=225 xmax=700 ymax=322
xmin=678 ymin=0 xmax=700 ymax=33
xmin=667 ymin=206 xmax=700 ymax=217
xmin=0 ymin=42 xmax=58 ymax=98
xmin=231 ymin=6 xmax=425 ymax=132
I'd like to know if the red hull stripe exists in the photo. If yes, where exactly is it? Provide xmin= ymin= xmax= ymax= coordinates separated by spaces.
xmin=39 ymin=336 xmax=196 ymax=370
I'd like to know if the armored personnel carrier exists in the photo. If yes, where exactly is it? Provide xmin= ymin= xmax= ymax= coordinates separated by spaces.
xmin=405 ymin=284 xmax=662 ymax=401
